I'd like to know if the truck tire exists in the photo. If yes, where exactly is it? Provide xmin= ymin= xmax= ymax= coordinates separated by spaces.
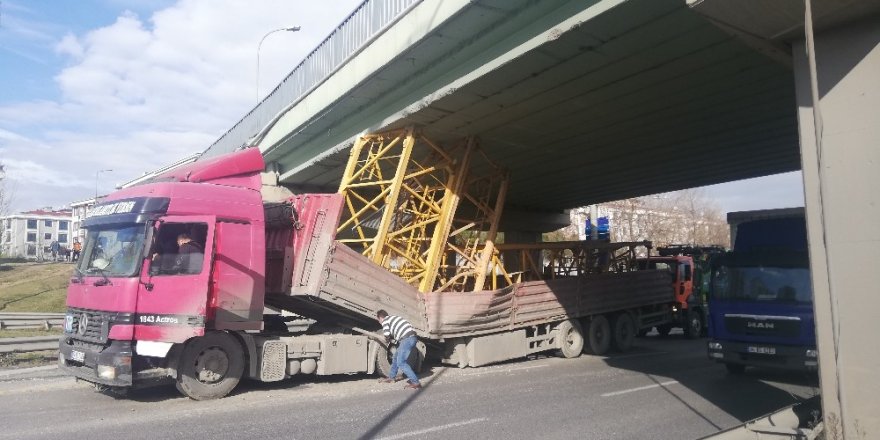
xmin=556 ymin=319 xmax=584 ymax=358
xmin=585 ymin=315 xmax=611 ymax=355
xmin=376 ymin=342 xmax=424 ymax=377
xmin=725 ymin=363 xmax=746 ymax=374
xmin=175 ymin=332 xmax=245 ymax=400
xmin=683 ymin=310 xmax=704 ymax=339
xmin=375 ymin=344 xmax=393 ymax=378
xmin=611 ymin=313 xmax=636 ymax=352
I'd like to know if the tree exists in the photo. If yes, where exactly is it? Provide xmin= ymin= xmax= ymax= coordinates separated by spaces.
xmin=597 ymin=189 xmax=729 ymax=248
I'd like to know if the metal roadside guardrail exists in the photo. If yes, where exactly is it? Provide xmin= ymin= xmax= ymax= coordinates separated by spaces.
xmin=0 ymin=336 xmax=59 ymax=354
xmin=0 ymin=313 xmax=65 ymax=330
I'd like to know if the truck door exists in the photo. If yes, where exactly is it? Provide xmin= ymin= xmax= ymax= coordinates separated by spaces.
xmin=677 ymin=259 xmax=694 ymax=306
xmin=135 ymin=215 xmax=216 ymax=343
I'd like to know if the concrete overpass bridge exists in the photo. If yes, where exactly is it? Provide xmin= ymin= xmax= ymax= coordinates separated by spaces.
xmin=199 ymin=0 xmax=880 ymax=437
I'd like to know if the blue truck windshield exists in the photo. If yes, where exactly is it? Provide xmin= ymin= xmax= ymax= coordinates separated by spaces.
xmin=713 ymin=266 xmax=812 ymax=304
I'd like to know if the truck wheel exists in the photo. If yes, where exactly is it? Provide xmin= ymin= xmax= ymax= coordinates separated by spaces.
xmin=375 ymin=342 xmax=424 ymax=376
xmin=684 ymin=310 xmax=704 ymax=339
xmin=725 ymin=363 xmax=746 ymax=374
xmin=585 ymin=315 xmax=611 ymax=355
xmin=176 ymin=332 xmax=245 ymax=400
xmin=611 ymin=313 xmax=636 ymax=352
xmin=375 ymin=344 xmax=393 ymax=377
xmin=556 ymin=319 xmax=584 ymax=358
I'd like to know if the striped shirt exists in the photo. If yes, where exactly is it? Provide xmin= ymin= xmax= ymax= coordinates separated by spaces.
xmin=382 ymin=315 xmax=416 ymax=343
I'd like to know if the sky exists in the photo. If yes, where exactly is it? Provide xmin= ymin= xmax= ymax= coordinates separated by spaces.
xmin=0 ymin=0 xmax=804 ymax=215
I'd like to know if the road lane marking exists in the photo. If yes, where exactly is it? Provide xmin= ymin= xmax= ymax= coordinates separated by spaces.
xmin=376 ymin=417 xmax=489 ymax=440
xmin=459 ymin=364 xmax=549 ymax=376
xmin=601 ymin=380 xmax=679 ymax=397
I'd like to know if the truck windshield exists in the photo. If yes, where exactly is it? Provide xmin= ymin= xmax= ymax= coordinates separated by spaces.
xmin=712 ymin=266 xmax=812 ymax=304
xmin=77 ymin=224 xmax=147 ymax=277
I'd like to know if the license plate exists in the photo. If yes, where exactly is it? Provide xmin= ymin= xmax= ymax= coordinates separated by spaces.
xmin=747 ymin=346 xmax=776 ymax=355
xmin=70 ymin=350 xmax=85 ymax=363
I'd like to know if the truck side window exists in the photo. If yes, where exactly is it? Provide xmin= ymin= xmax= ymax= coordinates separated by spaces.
xmin=683 ymin=264 xmax=692 ymax=282
xmin=149 ymin=223 xmax=208 ymax=276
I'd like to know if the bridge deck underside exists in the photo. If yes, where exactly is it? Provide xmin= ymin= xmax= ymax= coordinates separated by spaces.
xmin=273 ymin=0 xmax=801 ymax=211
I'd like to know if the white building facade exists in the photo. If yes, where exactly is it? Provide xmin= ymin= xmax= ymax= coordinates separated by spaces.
xmin=1 ymin=209 xmax=73 ymax=259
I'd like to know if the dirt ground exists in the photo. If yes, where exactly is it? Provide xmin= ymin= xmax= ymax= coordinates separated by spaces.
xmin=0 ymin=350 xmax=57 ymax=369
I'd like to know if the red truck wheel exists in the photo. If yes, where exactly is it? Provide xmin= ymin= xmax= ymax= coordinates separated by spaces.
xmin=683 ymin=310 xmax=704 ymax=339
xmin=176 ymin=332 xmax=245 ymax=400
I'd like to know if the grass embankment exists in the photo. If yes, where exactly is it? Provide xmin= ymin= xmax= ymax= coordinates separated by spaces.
xmin=0 ymin=262 xmax=70 ymax=368
xmin=0 ymin=262 xmax=71 ymax=313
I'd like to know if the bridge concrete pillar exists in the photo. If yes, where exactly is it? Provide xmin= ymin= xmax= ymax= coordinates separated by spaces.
xmin=793 ymin=16 xmax=880 ymax=439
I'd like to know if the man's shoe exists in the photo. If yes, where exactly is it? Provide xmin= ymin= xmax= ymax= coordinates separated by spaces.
xmin=404 ymin=382 xmax=422 ymax=390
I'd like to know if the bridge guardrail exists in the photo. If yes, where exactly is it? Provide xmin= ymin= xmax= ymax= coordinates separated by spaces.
xmin=204 ymin=0 xmax=422 ymax=157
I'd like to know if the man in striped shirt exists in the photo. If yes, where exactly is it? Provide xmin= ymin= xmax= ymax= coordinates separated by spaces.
xmin=377 ymin=310 xmax=422 ymax=389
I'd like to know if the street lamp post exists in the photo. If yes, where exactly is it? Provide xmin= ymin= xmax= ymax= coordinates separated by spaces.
xmin=256 ymin=26 xmax=301 ymax=102
xmin=95 ymin=169 xmax=112 ymax=201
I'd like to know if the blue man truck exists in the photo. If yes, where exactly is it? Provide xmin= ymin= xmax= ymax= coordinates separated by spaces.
xmin=706 ymin=208 xmax=816 ymax=373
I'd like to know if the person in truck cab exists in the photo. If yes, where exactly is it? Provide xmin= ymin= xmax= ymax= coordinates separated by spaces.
xmin=376 ymin=310 xmax=422 ymax=390
xmin=173 ymin=233 xmax=203 ymax=274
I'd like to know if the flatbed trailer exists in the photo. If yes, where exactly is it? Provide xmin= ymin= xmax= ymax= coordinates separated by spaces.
xmin=262 ymin=193 xmax=674 ymax=373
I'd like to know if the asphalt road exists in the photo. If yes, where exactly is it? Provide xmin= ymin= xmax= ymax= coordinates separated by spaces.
xmin=0 ymin=334 xmax=818 ymax=440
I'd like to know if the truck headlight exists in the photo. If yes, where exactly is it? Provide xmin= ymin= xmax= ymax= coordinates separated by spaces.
xmin=708 ymin=342 xmax=723 ymax=350
xmin=97 ymin=365 xmax=117 ymax=380
xmin=806 ymin=349 xmax=818 ymax=358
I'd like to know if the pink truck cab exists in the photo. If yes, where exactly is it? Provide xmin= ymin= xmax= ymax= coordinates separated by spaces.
xmin=59 ymin=148 xmax=269 ymax=396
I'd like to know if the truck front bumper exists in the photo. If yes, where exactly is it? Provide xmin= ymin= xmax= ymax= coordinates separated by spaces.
xmin=707 ymin=340 xmax=818 ymax=371
xmin=58 ymin=338 xmax=133 ymax=387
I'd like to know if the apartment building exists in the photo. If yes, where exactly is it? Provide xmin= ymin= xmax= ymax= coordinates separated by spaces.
xmin=1 ymin=208 xmax=73 ymax=259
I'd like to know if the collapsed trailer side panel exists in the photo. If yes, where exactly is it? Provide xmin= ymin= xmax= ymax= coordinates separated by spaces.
xmin=424 ymin=271 xmax=673 ymax=339
xmin=268 ymin=191 xmax=673 ymax=344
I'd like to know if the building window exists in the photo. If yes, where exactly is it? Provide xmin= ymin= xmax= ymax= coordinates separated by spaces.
xmin=4 ymin=232 xmax=9 ymax=243
xmin=45 ymin=220 xmax=53 ymax=227
xmin=44 ymin=233 xmax=52 ymax=240
xmin=27 ymin=232 xmax=37 ymax=242
xmin=27 ymin=219 xmax=38 ymax=229
xmin=27 ymin=244 xmax=36 ymax=256
xmin=59 ymin=220 xmax=69 ymax=230
xmin=59 ymin=233 xmax=68 ymax=243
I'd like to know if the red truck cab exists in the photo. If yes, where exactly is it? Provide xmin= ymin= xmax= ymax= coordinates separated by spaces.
xmin=635 ymin=255 xmax=703 ymax=337
xmin=59 ymin=148 xmax=267 ymax=393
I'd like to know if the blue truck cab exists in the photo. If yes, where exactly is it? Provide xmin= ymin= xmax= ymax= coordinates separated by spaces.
xmin=707 ymin=208 xmax=817 ymax=373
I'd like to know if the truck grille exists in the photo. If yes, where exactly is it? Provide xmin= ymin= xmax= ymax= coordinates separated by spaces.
xmin=724 ymin=314 xmax=801 ymax=338
xmin=66 ymin=308 xmax=133 ymax=344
